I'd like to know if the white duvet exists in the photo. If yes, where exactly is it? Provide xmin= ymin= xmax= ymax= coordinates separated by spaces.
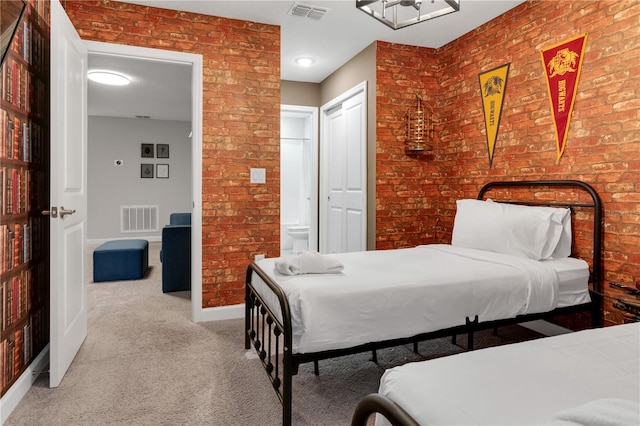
xmin=252 ymin=244 xmax=561 ymax=354
xmin=377 ymin=322 xmax=640 ymax=425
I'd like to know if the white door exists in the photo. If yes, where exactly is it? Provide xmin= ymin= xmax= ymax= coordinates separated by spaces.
xmin=320 ymin=82 xmax=367 ymax=253
xmin=49 ymin=0 xmax=88 ymax=388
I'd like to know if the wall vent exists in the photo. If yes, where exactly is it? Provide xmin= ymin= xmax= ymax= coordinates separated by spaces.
xmin=288 ymin=3 xmax=330 ymax=20
xmin=121 ymin=205 xmax=159 ymax=233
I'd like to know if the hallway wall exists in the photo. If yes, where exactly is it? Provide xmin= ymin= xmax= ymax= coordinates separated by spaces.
xmin=87 ymin=116 xmax=192 ymax=240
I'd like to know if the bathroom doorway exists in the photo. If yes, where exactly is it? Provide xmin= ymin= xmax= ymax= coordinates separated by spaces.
xmin=280 ymin=105 xmax=318 ymax=255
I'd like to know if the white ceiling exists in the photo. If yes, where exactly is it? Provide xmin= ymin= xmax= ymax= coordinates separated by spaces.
xmin=88 ymin=0 xmax=525 ymax=121
xmin=88 ymin=54 xmax=192 ymax=121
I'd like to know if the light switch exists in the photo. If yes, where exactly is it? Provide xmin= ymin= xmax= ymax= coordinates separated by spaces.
xmin=250 ymin=168 xmax=266 ymax=184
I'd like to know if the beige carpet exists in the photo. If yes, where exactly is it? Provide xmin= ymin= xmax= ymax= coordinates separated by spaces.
xmin=5 ymin=242 xmax=544 ymax=425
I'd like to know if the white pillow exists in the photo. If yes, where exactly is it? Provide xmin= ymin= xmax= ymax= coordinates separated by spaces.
xmin=451 ymin=199 xmax=567 ymax=260
xmin=550 ymin=207 xmax=572 ymax=258
xmin=506 ymin=202 xmax=571 ymax=258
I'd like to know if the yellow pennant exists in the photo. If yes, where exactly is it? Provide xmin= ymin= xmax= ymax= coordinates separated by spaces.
xmin=478 ymin=63 xmax=510 ymax=167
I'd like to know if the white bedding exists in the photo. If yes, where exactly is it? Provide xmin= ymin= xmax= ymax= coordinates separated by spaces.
xmin=377 ymin=322 xmax=640 ymax=425
xmin=251 ymin=244 xmax=590 ymax=354
xmin=545 ymin=256 xmax=591 ymax=308
xmin=547 ymin=398 xmax=640 ymax=426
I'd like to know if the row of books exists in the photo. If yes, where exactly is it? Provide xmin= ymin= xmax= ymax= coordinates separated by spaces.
xmin=0 ymin=166 xmax=29 ymax=216
xmin=0 ymin=267 xmax=34 ymax=332
xmin=0 ymin=168 xmax=47 ymax=217
xmin=0 ymin=307 xmax=47 ymax=393
xmin=0 ymin=222 xmax=31 ymax=276
xmin=1 ymin=109 xmax=46 ymax=163
xmin=1 ymin=58 xmax=47 ymax=119
xmin=2 ymin=56 xmax=29 ymax=113
xmin=35 ymin=1 xmax=50 ymax=21
xmin=0 ymin=324 xmax=29 ymax=391
xmin=9 ymin=17 xmax=47 ymax=75
xmin=0 ymin=217 xmax=46 ymax=275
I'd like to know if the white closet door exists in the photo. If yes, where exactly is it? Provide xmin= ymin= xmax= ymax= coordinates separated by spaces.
xmin=320 ymin=82 xmax=367 ymax=254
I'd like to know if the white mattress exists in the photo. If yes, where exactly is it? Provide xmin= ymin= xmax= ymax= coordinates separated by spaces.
xmin=251 ymin=245 xmax=590 ymax=354
xmin=377 ymin=322 xmax=640 ymax=425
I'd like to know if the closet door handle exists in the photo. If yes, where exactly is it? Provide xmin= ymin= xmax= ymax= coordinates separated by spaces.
xmin=59 ymin=207 xmax=76 ymax=219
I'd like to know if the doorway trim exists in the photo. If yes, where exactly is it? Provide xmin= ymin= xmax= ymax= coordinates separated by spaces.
xmin=84 ymin=41 xmax=204 ymax=322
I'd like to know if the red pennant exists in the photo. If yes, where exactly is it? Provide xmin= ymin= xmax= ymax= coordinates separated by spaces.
xmin=541 ymin=34 xmax=587 ymax=163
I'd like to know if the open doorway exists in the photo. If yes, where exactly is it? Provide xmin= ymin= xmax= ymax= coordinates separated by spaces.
xmin=86 ymin=53 xmax=192 ymax=240
xmin=280 ymin=105 xmax=319 ymax=255
xmin=84 ymin=41 xmax=203 ymax=322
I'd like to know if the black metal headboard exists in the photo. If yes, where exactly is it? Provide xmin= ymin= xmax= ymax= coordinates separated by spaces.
xmin=477 ymin=180 xmax=603 ymax=294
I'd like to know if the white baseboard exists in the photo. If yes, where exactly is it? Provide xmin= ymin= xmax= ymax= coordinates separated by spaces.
xmin=196 ymin=303 xmax=244 ymax=322
xmin=520 ymin=319 xmax=572 ymax=336
xmin=0 ymin=345 xmax=49 ymax=424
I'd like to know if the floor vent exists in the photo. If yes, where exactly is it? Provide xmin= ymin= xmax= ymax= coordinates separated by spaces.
xmin=288 ymin=3 xmax=330 ymax=20
xmin=121 ymin=205 xmax=159 ymax=233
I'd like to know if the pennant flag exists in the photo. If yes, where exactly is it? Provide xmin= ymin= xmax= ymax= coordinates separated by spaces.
xmin=541 ymin=34 xmax=587 ymax=163
xmin=478 ymin=63 xmax=510 ymax=167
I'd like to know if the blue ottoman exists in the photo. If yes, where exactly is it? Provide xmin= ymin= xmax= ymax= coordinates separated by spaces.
xmin=93 ymin=239 xmax=149 ymax=282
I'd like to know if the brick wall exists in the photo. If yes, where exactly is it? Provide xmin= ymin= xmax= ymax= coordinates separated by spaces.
xmin=377 ymin=0 xmax=640 ymax=325
xmin=63 ymin=1 xmax=281 ymax=308
xmin=375 ymin=42 xmax=440 ymax=249
xmin=65 ymin=1 xmax=638 ymax=323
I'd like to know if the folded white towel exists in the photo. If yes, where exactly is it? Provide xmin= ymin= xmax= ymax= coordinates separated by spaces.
xmin=546 ymin=398 xmax=640 ymax=426
xmin=274 ymin=250 xmax=344 ymax=276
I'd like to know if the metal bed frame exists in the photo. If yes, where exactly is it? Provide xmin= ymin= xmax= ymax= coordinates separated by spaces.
xmin=245 ymin=180 xmax=603 ymax=426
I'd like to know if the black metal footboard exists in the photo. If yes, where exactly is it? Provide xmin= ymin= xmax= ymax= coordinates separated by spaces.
xmin=245 ymin=262 xmax=296 ymax=426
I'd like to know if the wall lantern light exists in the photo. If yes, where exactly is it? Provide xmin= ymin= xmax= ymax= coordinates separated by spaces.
xmin=406 ymin=94 xmax=433 ymax=152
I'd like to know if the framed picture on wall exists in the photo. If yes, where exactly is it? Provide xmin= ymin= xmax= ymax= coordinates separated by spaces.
xmin=157 ymin=164 xmax=169 ymax=179
xmin=141 ymin=163 xmax=154 ymax=178
xmin=157 ymin=144 xmax=169 ymax=158
xmin=141 ymin=143 xmax=154 ymax=158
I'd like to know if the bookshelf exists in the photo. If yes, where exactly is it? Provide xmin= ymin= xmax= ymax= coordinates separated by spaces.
xmin=0 ymin=0 xmax=50 ymax=396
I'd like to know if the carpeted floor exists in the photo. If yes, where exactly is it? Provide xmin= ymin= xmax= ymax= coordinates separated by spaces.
xmin=5 ymin=242 xmax=545 ymax=425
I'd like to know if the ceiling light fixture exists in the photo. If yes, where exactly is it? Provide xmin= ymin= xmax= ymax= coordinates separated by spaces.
xmin=356 ymin=0 xmax=460 ymax=30
xmin=87 ymin=70 xmax=130 ymax=86
xmin=295 ymin=57 xmax=315 ymax=67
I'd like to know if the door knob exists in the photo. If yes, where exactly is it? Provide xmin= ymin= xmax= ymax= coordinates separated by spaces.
xmin=42 ymin=207 xmax=58 ymax=218
xmin=59 ymin=207 xmax=76 ymax=218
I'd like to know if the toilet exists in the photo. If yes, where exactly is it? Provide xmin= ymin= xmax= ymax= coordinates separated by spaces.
xmin=287 ymin=226 xmax=309 ymax=252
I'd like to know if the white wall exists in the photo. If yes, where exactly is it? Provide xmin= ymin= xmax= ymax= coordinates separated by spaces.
xmin=88 ymin=116 xmax=192 ymax=241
